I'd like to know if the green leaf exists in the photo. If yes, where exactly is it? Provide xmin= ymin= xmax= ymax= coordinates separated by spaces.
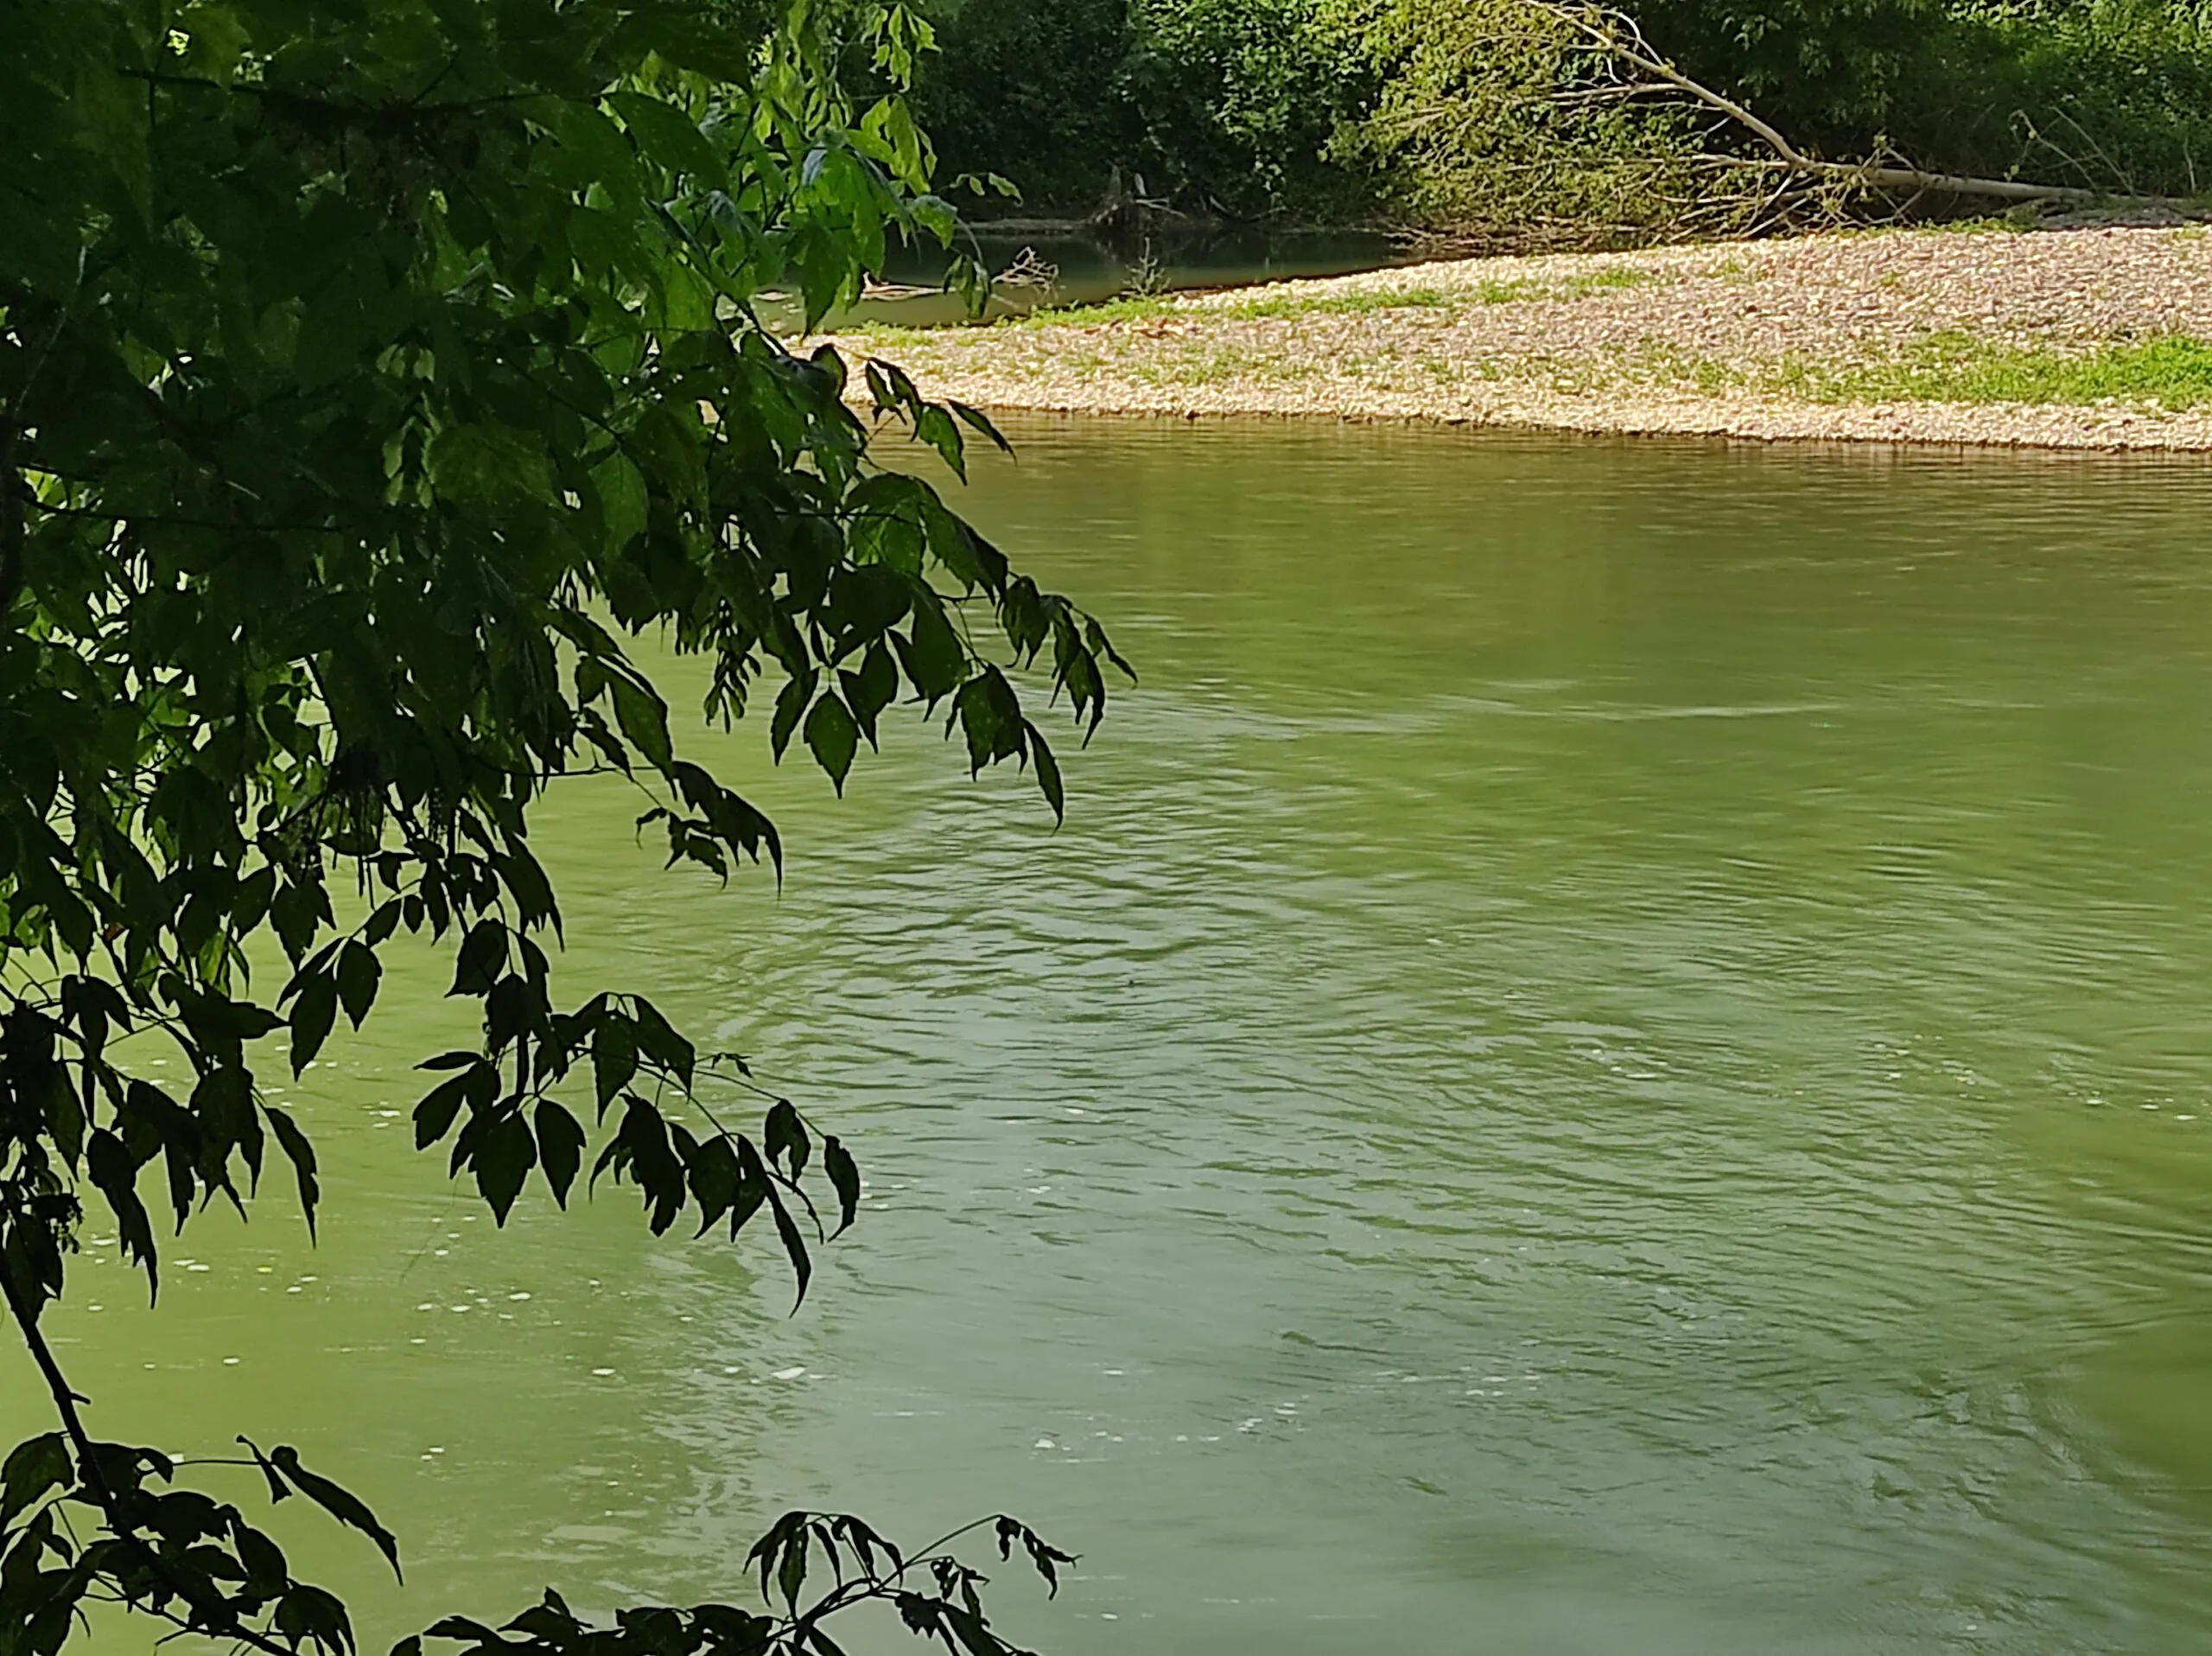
xmin=764 ymin=1099 xmax=810 ymax=1177
xmin=607 ymin=92 xmax=724 ymax=179
xmin=592 ymin=1018 xmax=638 ymax=1114
xmin=265 ymin=1107 xmax=321 ymax=1236
xmin=899 ymin=599 xmax=964 ymax=703
xmin=289 ymin=972 xmax=339 ymax=1076
xmin=950 ymin=402 xmax=1012 ymax=457
xmin=548 ymin=102 xmax=644 ymax=218
xmin=1029 ymin=724 xmax=1065 ymax=822
xmin=803 ymin=694 xmax=859 ymax=792
xmin=177 ymin=1 xmax=251 ymax=85
xmin=0 ymin=1435 xmax=70 ymax=1526
xmin=686 ymin=1134 xmax=743 ymax=1234
xmin=276 ymin=1583 xmax=356 ymax=1653
xmin=611 ymin=678 xmax=674 ymax=773
xmin=86 ymin=1130 xmax=156 ymax=1290
xmin=631 ymin=999 xmax=696 ymax=1086
xmin=767 ymin=1187 xmax=813 ymax=1311
xmin=235 ymin=1519 xmax=291 ymax=1596
xmin=337 ymin=940 xmax=382 ymax=1029
xmin=413 ymin=1065 xmax=483 ymax=1150
xmin=915 ymin=404 xmax=966 ymax=481
xmin=839 ymin=642 xmax=899 ymax=746
xmin=956 ymin=670 xmax=1024 ymax=774
xmin=450 ymin=920 xmax=508 ymax=998
xmin=592 ymin=452 xmax=649 ymax=549
xmin=771 ymin=668 xmax=816 ymax=761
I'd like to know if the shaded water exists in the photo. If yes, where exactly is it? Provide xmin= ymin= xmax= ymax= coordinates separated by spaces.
xmin=16 ymin=420 xmax=2212 ymax=1653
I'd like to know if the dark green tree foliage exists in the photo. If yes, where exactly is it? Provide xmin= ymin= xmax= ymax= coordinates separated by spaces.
xmin=1635 ymin=0 xmax=1945 ymax=144
xmin=908 ymin=0 xmax=1374 ymax=216
xmin=906 ymin=0 xmax=1140 ymax=208
xmin=0 ymin=1 xmax=1110 ymax=1651
xmin=1638 ymin=0 xmax=2212 ymax=194
xmin=1117 ymin=0 xmax=1376 ymax=216
xmin=909 ymin=0 xmax=2212 ymax=226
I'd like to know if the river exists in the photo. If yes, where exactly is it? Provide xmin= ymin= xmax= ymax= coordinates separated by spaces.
xmin=17 ymin=418 xmax=2212 ymax=1654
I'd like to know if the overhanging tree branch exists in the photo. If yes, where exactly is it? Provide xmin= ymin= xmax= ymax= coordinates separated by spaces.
xmin=0 ymin=1258 xmax=297 ymax=1656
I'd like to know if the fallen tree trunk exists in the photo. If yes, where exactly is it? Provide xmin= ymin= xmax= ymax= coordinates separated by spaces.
xmin=1524 ymin=0 xmax=2203 ymax=213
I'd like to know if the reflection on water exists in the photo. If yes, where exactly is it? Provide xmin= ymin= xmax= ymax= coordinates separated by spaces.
xmin=17 ymin=420 xmax=2212 ymax=1655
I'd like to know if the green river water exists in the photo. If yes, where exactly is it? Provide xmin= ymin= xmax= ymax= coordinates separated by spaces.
xmin=12 ymin=417 xmax=2212 ymax=1653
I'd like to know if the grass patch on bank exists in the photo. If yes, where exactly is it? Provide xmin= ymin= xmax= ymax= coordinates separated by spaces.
xmin=1778 ymin=332 xmax=2212 ymax=409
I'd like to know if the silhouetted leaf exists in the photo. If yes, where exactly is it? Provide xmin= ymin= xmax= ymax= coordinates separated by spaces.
xmin=804 ymin=694 xmax=860 ymax=792
xmin=265 ymin=1108 xmax=321 ymax=1237
xmin=289 ymin=973 xmax=338 ymax=1076
xmin=823 ymin=1136 xmax=861 ymax=1236
xmin=536 ymin=1102 xmax=586 ymax=1208
xmin=337 ymin=941 xmax=382 ymax=1029
xmin=0 ymin=1435 xmax=69 ymax=1526
xmin=474 ymin=1113 xmax=537 ymax=1224
xmin=767 ymin=1188 xmax=813 ymax=1310
xmin=765 ymin=1099 xmax=810 ymax=1178
xmin=270 ymin=1447 xmax=401 ymax=1581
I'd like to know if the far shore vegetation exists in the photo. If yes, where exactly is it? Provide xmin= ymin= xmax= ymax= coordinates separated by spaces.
xmin=893 ymin=0 xmax=2212 ymax=239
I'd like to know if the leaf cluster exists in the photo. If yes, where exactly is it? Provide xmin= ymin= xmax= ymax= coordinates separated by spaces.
xmin=0 ymin=1428 xmax=396 ymax=1656
xmin=406 ymin=1512 xmax=1074 ymax=1656
xmin=1 ymin=1 xmax=1107 ymax=1652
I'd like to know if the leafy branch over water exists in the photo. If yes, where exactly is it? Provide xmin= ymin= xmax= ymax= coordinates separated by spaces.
xmin=0 ymin=2 xmax=1116 ymax=1651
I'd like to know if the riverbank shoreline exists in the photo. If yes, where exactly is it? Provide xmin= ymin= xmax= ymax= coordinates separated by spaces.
xmin=835 ymin=226 xmax=2212 ymax=451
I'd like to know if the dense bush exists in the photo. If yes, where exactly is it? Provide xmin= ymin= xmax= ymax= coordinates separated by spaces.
xmin=1641 ymin=0 xmax=2212 ymax=194
xmin=1635 ymin=0 xmax=1948 ymax=145
xmin=904 ymin=0 xmax=1137 ymax=207
xmin=901 ymin=0 xmax=1523 ymax=220
xmin=1116 ymin=0 xmax=1376 ymax=214
xmin=1944 ymin=1 xmax=2212 ymax=192
xmin=909 ymin=0 xmax=1375 ymax=215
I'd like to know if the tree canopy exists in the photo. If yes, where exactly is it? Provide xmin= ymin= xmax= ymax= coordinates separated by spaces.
xmin=0 ymin=1 xmax=1119 ymax=1651
xmin=905 ymin=0 xmax=2212 ymax=226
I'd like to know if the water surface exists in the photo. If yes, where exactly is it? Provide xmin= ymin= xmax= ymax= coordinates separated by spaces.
xmin=17 ymin=420 xmax=2212 ymax=1654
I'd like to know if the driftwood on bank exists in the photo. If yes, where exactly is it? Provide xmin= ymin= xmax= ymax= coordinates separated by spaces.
xmin=1527 ymin=0 xmax=2202 ymax=215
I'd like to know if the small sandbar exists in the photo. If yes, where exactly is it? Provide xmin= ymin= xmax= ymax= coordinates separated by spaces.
xmin=834 ymin=226 xmax=2212 ymax=450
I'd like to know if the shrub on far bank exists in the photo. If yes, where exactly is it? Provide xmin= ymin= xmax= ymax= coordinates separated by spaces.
xmin=901 ymin=0 xmax=1136 ymax=207
xmin=1118 ymin=0 xmax=1377 ymax=217
xmin=909 ymin=0 xmax=1376 ymax=217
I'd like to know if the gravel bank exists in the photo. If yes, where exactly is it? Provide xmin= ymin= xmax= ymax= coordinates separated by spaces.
xmin=835 ymin=226 xmax=2212 ymax=449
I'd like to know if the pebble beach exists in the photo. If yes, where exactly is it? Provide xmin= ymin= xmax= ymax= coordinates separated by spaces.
xmin=838 ymin=225 xmax=2212 ymax=449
